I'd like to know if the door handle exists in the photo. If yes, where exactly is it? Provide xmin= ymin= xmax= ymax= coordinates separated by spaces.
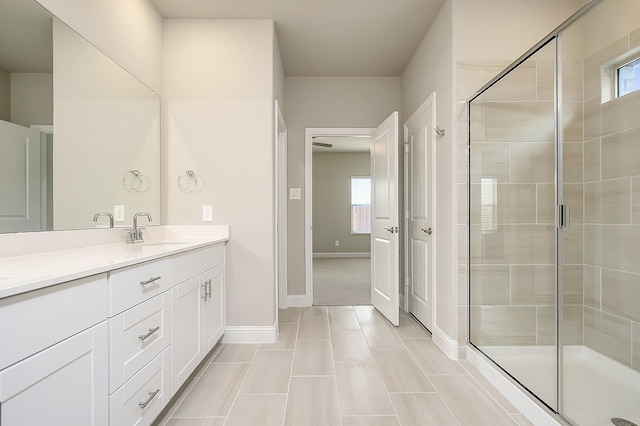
xmin=384 ymin=227 xmax=399 ymax=234
xmin=384 ymin=227 xmax=394 ymax=233
xmin=421 ymin=228 xmax=432 ymax=235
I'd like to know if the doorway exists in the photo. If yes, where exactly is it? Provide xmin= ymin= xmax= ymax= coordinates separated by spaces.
xmin=307 ymin=130 xmax=373 ymax=306
xmin=305 ymin=112 xmax=400 ymax=325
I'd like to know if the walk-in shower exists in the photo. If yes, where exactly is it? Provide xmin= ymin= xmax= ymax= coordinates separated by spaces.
xmin=468 ymin=1 xmax=640 ymax=425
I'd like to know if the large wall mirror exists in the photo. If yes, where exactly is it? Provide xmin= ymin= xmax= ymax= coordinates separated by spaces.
xmin=0 ymin=0 xmax=160 ymax=233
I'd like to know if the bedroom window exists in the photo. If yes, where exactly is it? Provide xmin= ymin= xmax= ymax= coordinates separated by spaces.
xmin=351 ymin=177 xmax=371 ymax=234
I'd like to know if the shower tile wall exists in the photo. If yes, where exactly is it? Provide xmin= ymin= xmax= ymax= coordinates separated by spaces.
xmin=462 ymin=54 xmax=586 ymax=348
xmin=582 ymin=26 xmax=640 ymax=372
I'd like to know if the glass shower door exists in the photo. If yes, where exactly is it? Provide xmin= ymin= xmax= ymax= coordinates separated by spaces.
xmin=468 ymin=39 xmax=558 ymax=411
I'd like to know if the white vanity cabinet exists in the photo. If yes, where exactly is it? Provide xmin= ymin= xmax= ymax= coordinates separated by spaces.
xmin=0 ymin=274 xmax=109 ymax=426
xmin=170 ymin=244 xmax=225 ymax=395
xmin=107 ymin=258 xmax=172 ymax=426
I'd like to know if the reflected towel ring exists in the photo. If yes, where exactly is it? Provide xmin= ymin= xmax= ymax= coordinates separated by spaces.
xmin=178 ymin=170 xmax=199 ymax=193
xmin=123 ymin=169 xmax=150 ymax=193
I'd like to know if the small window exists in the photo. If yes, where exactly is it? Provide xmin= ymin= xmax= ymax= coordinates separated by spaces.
xmin=351 ymin=177 xmax=371 ymax=234
xmin=617 ymin=57 xmax=640 ymax=97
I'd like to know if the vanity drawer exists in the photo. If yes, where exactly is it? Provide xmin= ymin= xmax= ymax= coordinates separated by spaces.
xmin=108 ymin=292 xmax=171 ymax=393
xmin=109 ymin=347 xmax=170 ymax=426
xmin=0 ymin=274 xmax=108 ymax=370
xmin=171 ymin=244 xmax=224 ymax=285
xmin=109 ymin=258 xmax=170 ymax=316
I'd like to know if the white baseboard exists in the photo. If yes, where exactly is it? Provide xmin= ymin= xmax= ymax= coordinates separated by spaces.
xmin=286 ymin=295 xmax=309 ymax=308
xmin=433 ymin=326 xmax=460 ymax=360
xmin=465 ymin=347 xmax=561 ymax=426
xmin=313 ymin=252 xmax=371 ymax=258
xmin=223 ymin=323 xmax=277 ymax=344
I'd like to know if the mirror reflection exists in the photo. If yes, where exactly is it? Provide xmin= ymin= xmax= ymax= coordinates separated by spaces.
xmin=0 ymin=0 xmax=160 ymax=233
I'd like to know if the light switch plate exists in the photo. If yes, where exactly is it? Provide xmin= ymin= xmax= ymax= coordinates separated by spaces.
xmin=202 ymin=205 xmax=213 ymax=222
xmin=289 ymin=187 xmax=301 ymax=200
xmin=114 ymin=205 xmax=125 ymax=222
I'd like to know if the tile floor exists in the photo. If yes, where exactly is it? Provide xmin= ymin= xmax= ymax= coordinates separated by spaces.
xmin=155 ymin=306 xmax=532 ymax=426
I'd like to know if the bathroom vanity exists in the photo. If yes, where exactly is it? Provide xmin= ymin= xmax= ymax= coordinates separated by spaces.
xmin=0 ymin=226 xmax=228 ymax=425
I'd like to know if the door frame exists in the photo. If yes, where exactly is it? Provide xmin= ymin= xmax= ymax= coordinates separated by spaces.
xmin=403 ymin=93 xmax=437 ymax=327
xmin=275 ymin=101 xmax=288 ymax=310
xmin=304 ymin=127 xmax=374 ymax=306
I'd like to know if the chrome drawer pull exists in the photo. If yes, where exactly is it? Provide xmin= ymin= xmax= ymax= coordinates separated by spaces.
xmin=138 ymin=326 xmax=160 ymax=341
xmin=138 ymin=388 xmax=160 ymax=409
xmin=140 ymin=276 xmax=162 ymax=286
xmin=206 ymin=279 xmax=212 ymax=299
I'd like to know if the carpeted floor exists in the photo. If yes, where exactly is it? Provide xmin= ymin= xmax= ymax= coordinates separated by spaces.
xmin=313 ymin=257 xmax=371 ymax=305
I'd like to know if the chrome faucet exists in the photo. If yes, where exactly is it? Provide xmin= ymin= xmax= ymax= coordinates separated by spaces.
xmin=127 ymin=212 xmax=152 ymax=243
xmin=93 ymin=211 xmax=114 ymax=228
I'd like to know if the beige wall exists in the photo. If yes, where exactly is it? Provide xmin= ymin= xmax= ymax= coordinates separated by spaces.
xmin=285 ymin=76 xmax=401 ymax=295
xmin=35 ymin=0 xmax=162 ymax=93
xmin=163 ymin=19 xmax=280 ymax=328
xmin=10 ymin=73 xmax=53 ymax=127
xmin=313 ymin=152 xmax=371 ymax=254
xmin=0 ymin=69 xmax=9 ymax=121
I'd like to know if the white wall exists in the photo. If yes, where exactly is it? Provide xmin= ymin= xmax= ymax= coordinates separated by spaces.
xmin=163 ymin=19 xmax=279 ymax=328
xmin=402 ymin=0 xmax=456 ymax=338
xmin=285 ymin=76 xmax=402 ymax=295
xmin=0 ymin=69 xmax=9 ymax=121
xmin=35 ymin=0 xmax=162 ymax=93
xmin=53 ymin=19 xmax=160 ymax=230
xmin=10 ymin=73 xmax=53 ymax=126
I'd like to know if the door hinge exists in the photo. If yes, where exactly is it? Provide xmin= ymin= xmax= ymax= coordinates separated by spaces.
xmin=558 ymin=204 xmax=571 ymax=229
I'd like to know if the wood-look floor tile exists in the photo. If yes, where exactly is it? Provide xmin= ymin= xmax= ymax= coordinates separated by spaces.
xmin=429 ymin=374 xmax=517 ymax=425
xmin=361 ymin=323 xmax=404 ymax=349
xmin=335 ymin=361 xmax=395 ymax=415
xmin=390 ymin=393 xmax=458 ymax=426
xmin=372 ymin=349 xmax=435 ymax=392
xmin=342 ymin=416 xmax=400 ymax=426
xmin=403 ymin=339 xmax=466 ymax=374
xmin=212 ymin=344 xmax=258 ymax=363
xmin=331 ymin=330 xmax=373 ymax=361
xmin=165 ymin=419 xmax=225 ymax=426
xmin=172 ymin=363 xmax=249 ymax=417
xmin=293 ymin=339 xmax=335 ymax=376
xmin=458 ymin=359 xmax=518 ymax=413
xmin=329 ymin=309 xmax=362 ymax=331
xmin=279 ymin=308 xmax=301 ymax=324
xmin=284 ymin=377 xmax=342 ymax=426
xmin=225 ymin=394 xmax=287 ymax=426
xmin=260 ymin=323 xmax=297 ymax=350
xmin=396 ymin=311 xmax=431 ymax=338
xmin=301 ymin=306 xmax=328 ymax=317
xmin=512 ymin=414 xmax=534 ymax=425
xmin=239 ymin=350 xmax=293 ymax=394
xmin=298 ymin=314 xmax=330 ymax=339
xmin=353 ymin=305 xmax=389 ymax=325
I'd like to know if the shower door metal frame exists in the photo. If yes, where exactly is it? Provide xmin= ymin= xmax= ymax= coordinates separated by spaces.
xmin=466 ymin=0 xmax=606 ymax=423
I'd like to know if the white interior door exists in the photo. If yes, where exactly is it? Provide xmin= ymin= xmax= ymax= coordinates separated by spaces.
xmin=371 ymin=111 xmax=399 ymax=326
xmin=275 ymin=101 xmax=288 ymax=308
xmin=405 ymin=94 xmax=435 ymax=331
xmin=0 ymin=120 xmax=41 ymax=232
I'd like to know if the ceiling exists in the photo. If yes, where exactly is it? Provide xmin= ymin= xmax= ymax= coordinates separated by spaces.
xmin=149 ymin=0 xmax=445 ymax=76
xmin=312 ymin=136 xmax=371 ymax=153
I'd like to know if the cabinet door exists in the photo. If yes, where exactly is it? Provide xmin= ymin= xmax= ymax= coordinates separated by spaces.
xmin=202 ymin=264 xmax=225 ymax=354
xmin=170 ymin=275 xmax=202 ymax=395
xmin=0 ymin=322 xmax=108 ymax=426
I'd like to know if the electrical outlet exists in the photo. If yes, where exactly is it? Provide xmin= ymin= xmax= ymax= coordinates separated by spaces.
xmin=335 ymin=240 xmax=340 ymax=247
xmin=202 ymin=205 xmax=213 ymax=222
xmin=114 ymin=205 xmax=125 ymax=222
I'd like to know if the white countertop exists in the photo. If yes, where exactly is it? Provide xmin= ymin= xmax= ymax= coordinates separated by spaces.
xmin=0 ymin=226 xmax=229 ymax=299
